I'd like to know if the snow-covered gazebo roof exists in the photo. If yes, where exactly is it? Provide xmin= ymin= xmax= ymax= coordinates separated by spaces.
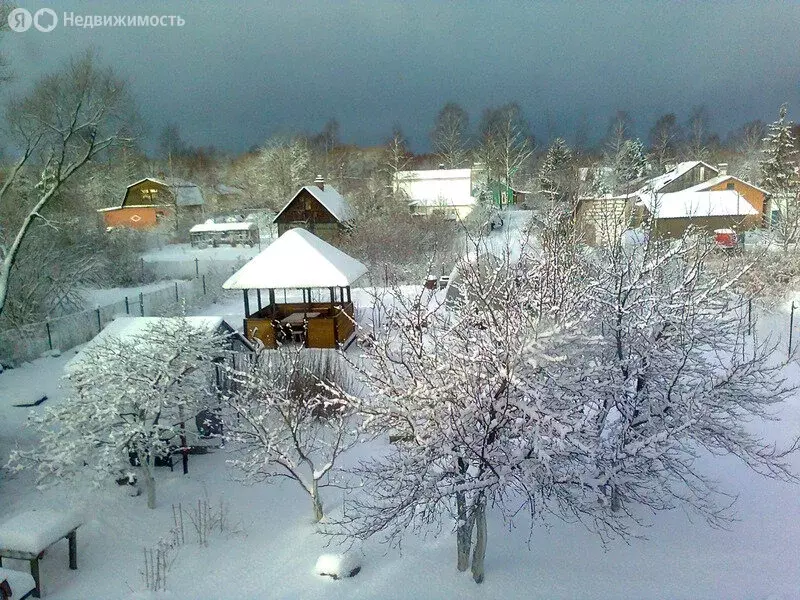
xmin=222 ymin=228 xmax=368 ymax=290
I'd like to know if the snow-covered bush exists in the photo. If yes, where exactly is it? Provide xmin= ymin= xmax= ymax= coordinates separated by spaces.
xmin=314 ymin=553 xmax=361 ymax=580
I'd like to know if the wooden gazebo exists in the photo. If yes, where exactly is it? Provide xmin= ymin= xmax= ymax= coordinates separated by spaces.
xmin=223 ymin=228 xmax=368 ymax=349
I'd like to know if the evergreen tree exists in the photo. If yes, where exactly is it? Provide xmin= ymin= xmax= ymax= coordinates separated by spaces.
xmin=538 ymin=137 xmax=573 ymax=205
xmin=760 ymin=104 xmax=799 ymax=251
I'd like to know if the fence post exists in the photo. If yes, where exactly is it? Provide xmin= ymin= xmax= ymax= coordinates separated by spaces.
xmin=195 ymin=258 xmax=199 ymax=278
xmin=125 ymin=296 xmax=130 ymax=315
xmin=747 ymin=298 xmax=752 ymax=336
xmin=139 ymin=292 xmax=145 ymax=317
xmin=141 ymin=257 xmax=145 ymax=280
xmin=46 ymin=320 xmax=53 ymax=351
xmin=202 ymin=274 xmax=206 ymax=295
xmin=94 ymin=306 xmax=101 ymax=333
xmin=789 ymin=301 xmax=795 ymax=357
xmin=175 ymin=281 xmax=179 ymax=303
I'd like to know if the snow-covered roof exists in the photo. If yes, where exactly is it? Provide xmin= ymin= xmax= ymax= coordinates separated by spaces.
xmin=273 ymin=185 xmax=355 ymax=223
xmin=190 ymin=222 xmax=257 ymax=233
xmin=642 ymin=190 xmax=758 ymax=219
xmin=174 ymin=185 xmax=204 ymax=207
xmin=641 ymin=161 xmax=718 ymax=194
xmin=394 ymin=168 xmax=476 ymax=207
xmin=680 ymin=175 xmax=771 ymax=196
xmin=124 ymin=177 xmax=205 ymax=206
xmin=65 ymin=316 xmax=230 ymax=373
xmin=222 ymin=228 xmax=368 ymax=290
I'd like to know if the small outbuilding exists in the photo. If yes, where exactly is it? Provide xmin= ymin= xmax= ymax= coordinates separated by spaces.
xmin=223 ymin=228 xmax=367 ymax=349
xmin=189 ymin=221 xmax=260 ymax=248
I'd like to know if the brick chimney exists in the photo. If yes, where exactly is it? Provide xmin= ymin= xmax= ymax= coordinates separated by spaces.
xmin=717 ymin=163 xmax=728 ymax=176
xmin=314 ymin=175 xmax=325 ymax=191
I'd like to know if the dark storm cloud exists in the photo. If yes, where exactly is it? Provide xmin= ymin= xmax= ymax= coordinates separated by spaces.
xmin=6 ymin=0 xmax=800 ymax=153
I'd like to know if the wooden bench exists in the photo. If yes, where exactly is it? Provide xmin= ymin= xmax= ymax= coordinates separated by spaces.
xmin=0 ymin=510 xmax=83 ymax=598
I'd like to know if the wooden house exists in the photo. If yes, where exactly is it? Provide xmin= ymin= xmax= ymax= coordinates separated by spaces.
xmin=576 ymin=161 xmax=768 ymax=243
xmin=97 ymin=177 xmax=205 ymax=237
xmin=272 ymin=177 xmax=354 ymax=242
xmin=223 ymin=228 xmax=367 ymax=350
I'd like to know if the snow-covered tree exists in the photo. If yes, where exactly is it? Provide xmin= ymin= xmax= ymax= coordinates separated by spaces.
xmin=384 ymin=126 xmax=412 ymax=198
xmin=431 ymin=102 xmax=470 ymax=169
xmin=9 ymin=318 xmax=227 ymax=509
xmin=477 ymin=103 xmax=533 ymax=199
xmin=761 ymin=104 xmax=800 ymax=251
xmin=333 ymin=228 xmax=797 ymax=586
xmin=223 ymin=348 xmax=357 ymax=522
xmin=648 ymin=113 xmax=682 ymax=173
xmin=0 ymin=50 xmax=137 ymax=319
xmin=231 ymin=136 xmax=313 ymax=210
xmin=600 ymin=138 xmax=647 ymax=194
xmin=538 ymin=137 xmax=574 ymax=207
xmin=333 ymin=242 xmax=605 ymax=584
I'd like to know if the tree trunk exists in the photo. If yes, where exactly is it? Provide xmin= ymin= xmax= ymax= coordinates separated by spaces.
xmin=455 ymin=490 xmax=472 ymax=571
xmin=471 ymin=494 xmax=487 ymax=584
xmin=310 ymin=480 xmax=323 ymax=522
xmin=141 ymin=459 xmax=157 ymax=510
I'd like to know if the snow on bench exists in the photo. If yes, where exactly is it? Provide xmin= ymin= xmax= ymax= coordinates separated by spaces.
xmin=0 ymin=567 xmax=36 ymax=599
xmin=0 ymin=510 xmax=83 ymax=598
xmin=0 ymin=510 xmax=82 ymax=556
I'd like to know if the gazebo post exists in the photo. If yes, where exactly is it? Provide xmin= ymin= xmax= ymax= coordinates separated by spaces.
xmin=329 ymin=287 xmax=335 ymax=304
xmin=257 ymin=289 xmax=262 ymax=312
xmin=302 ymin=289 xmax=306 ymax=303
xmin=268 ymin=289 xmax=276 ymax=317
xmin=346 ymin=286 xmax=351 ymax=303
xmin=243 ymin=290 xmax=250 ymax=317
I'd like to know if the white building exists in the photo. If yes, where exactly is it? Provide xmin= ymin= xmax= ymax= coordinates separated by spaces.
xmin=394 ymin=168 xmax=477 ymax=219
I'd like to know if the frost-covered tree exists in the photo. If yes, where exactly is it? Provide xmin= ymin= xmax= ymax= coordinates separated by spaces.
xmin=333 ymin=242 xmax=602 ymax=584
xmin=728 ymin=119 xmax=765 ymax=183
xmin=760 ymin=104 xmax=799 ymax=251
xmin=600 ymin=137 xmax=647 ymax=195
xmin=232 ymin=136 xmax=313 ymax=209
xmin=333 ymin=228 xmax=797 ymax=586
xmin=223 ymin=349 xmax=357 ymax=522
xmin=9 ymin=318 xmax=226 ymax=509
xmin=431 ymin=102 xmax=470 ymax=169
xmin=477 ymin=103 xmax=533 ymax=200
xmin=648 ymin=113 xmax=682 ymax=173
xmin=538 ymin=137 xmax=574 ymax=208
xmin=0 ymin=50 xmax=137 ymax=319
xmin=384 ymin=125 xmax=412 ymax=198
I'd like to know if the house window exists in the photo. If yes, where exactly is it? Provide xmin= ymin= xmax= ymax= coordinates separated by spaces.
xmin=726 ymin=182 xmax=735 ymax=190
xmin=141 ymin=188 xmax=160 ymax=202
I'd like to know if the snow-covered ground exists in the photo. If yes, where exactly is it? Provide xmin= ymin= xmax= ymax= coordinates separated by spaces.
xmin=81 ymin=281 xmax=184 ymax=309
xmin=1 ymin=288 xmax=799 ymax=600
xmin=141 ymin=243 xmax=262 ymax=264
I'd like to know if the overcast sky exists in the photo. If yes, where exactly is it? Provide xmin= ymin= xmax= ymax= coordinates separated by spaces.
xmin=5 ymin=1 xmax=800 ymax=154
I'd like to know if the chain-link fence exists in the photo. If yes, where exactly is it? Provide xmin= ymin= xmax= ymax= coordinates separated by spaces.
xmin=0 ymin=263 xmax=243 ymax=365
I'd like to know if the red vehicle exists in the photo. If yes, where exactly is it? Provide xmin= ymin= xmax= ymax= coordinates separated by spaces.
xmin=714 ymin=228 xmax=739 ymax=249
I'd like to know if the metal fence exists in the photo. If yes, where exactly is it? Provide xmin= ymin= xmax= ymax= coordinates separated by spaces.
xmin=0 ymin=264 xmax=242 ymax=365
